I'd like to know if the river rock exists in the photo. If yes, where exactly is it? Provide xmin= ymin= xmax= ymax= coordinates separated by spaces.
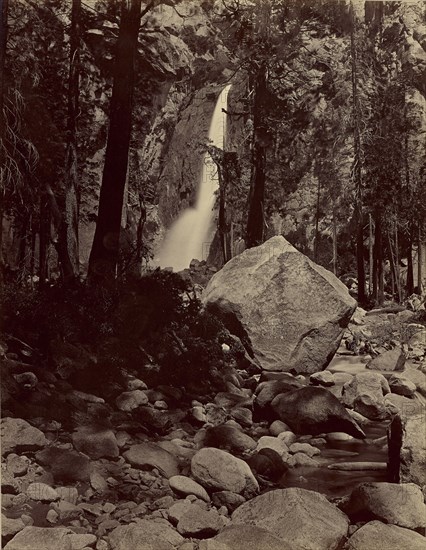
xmin=68 ymin=534 xmax=97 ymax=549
xmin=231 ymin=488 xmax=349 ymax=550
xmin=343 ymin=482 xmax=426 ymax=530
xmin=71 ymin=426 xmax=119 ymax=459
xmin=388 ymin=411 xmax=426 ymax=486
xmin=402 ymin=366 xmax=426 ymax=396
xmin=342 ymin=372 xmax=390 ymax=404
xmin=255 ymin=436 xmax=289 ymax=458
xmin=108 ymin=524 xmax=174 ymax=550
xmin=123 ymin=442 xmax=179 ymax=478
xmin=230 ymin=407 xmax=253 ymax=428
xmin=6 ymin=454 xmax=29 ymax=476
xmin=1 ymin=417 xmax=47 ymax=456
xmin=289 ymin=442 xmax=320 ymax=457
xmin=287 ymin=452 xmax=319 ymax=468
xmin=27 ymin=482 xmax=59 ymax=502
xmin=310 ymin=371 xmax=335 ymax=386
xmin=343 ymin=520 xmax=426 ymax=550
xmin=269 ymin=420 xmax=290 ymax=436
xmin=366 ymin=347 xmax=406 ymax=371
xmin=389 ymin=373 xmax=417 ymax=397
xmin=115 ymin=390 xmax=148 ymax=412
xmin=271 ymin=386 xmax=365 ymax=438
xmin=4 ymin=527 xmax=72 ymax=550
xmin=209 ymin=525 xmax=290 ymax=550
xmin=202 ymin=236 xmax=356 ymax=373
xmin=1 ymin=515 xmax=26 ymax=540
xmin=342 ymin=372 xmax=391 ymax=420
xmin=256 ymin=377 xmax=304 ymax=407
xmin=35 ymin=447 xmax=92 ymax=482
xmin=191 ymin=448 xmax=259 ymax=497
xmin=177 ymin=505 xmax=225 ymax=538
xmin=211 ymin=491 xmax=246 ymax=513
xmin=246 ymin=448 xmax=289 ymax=481
xmin=169 ymin=475 xmax=210 ymax=501
xmin=202 ymin=425 xmax=256 ymax=455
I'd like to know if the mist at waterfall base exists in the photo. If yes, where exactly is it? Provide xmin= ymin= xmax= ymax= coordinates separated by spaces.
xmin=157 ymin=86 xmax=231 ymax=271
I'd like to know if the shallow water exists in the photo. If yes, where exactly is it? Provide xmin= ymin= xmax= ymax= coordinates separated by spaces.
xmin=280 ymin=355 xmax=391 ymax=497
xmin=281 ymin=421 xmax=389 ymax=497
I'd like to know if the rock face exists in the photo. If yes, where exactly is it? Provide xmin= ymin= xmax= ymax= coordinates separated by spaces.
xmin=231 ymin=488 xmax=349 ymax=550
xmin=191 ymin=447 xmax=259 ymax=497
xmin=271 ymin=386 xmax=366 ymax=438
xmin=202 ymin=236 xmax=356 ymax=373
xmin=388 ymin=411 xmax=426 ymax=487
xmin=344 ymin=520 xmax=426 ymax=550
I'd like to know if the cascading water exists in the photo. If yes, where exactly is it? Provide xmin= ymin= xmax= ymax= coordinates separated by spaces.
xmin=157 ymin=85 xmax=231 ymax=271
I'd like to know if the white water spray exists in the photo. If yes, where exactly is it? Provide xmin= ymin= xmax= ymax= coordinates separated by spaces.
xmin=157 ymin=85 xmax=231 ymax=271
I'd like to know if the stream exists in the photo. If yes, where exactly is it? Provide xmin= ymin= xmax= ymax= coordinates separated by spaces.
xmin=280 ymin=354 xmax=390 ymax=498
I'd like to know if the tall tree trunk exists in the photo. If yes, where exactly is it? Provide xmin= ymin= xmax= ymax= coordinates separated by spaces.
xmin=221 ymin=152 xmax=238 ymax=263
xmin=350 ymin=1 xmax=366 ymax=304
xmin=57 ymin=0 xmax=81 ymax=282
xmin=332 ymin=205 xmax=338 ymax=275
xmin=418 ymin=229 xmax=423 ymax=294
xmin=407 ymin=236 xmax=414 ymax=295
xmin=246 ymin=0 xmax=270 ymax=249
xmin=0 ymin=0 xmax=9 ymax=271
xmin=373 ymin=217 xmax=385 ymax=306
xmin=368 ymin=213 xmax=373 ymax=296
xmin=88 ymin=0 xmax=142 ymax=283
xmin=314 ymin=177 xmax=321 ymax=263
xmin=39 ymin=195 xmax=51 ymax=287
xmin=246 ymin=64 xmax=267 ymax=249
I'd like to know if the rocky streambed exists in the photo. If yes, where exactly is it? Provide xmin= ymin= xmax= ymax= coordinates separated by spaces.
xmin=2 ymin=337 xmax=426 ymax=550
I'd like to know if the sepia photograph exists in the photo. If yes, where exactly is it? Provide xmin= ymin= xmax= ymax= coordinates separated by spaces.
xmin=0 ymin=0 xmax=425 ymax=548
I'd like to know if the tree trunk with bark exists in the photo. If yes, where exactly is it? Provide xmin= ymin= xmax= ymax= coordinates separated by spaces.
xmin=0 ymin=0 xmax=9 ymax=271
xmin=350 ymin=1 xmax=366 ymax=304
xmin=246 ymin=64 xmax=267 ymax=249
xmin=57 ymin=0 xmax=81 ymax=283
xmin=88 ymin=0 xmax=142 ymax=283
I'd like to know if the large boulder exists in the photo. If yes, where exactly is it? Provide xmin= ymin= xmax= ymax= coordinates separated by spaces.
xmin=271 ymin=386 xmax=366 ymax=438
xmin=191 ymin=447 xmax=259 ymax=497
xmin=231 ymin=488 xmax=349 ymax=550
xmin=388 ymin=411 xmax=426 ymax=487
xmin=343 ymin=482 xmax=426 ymax=530
xmin=202 ymin=236 xmax=356 ymax=373
xmin=207 ymin=525 xmax=291 ymax=550
xmin=4 ymin=527 xmax=72 ymax=550
xmin=344 ymin=520 xmax=426 ymax=550
xmin=108 ymin=524 xmax=174 ymax=550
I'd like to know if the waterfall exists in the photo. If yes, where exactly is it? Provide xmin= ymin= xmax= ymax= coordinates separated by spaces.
xmin=157 ymin=85 xmax=231 ymax=271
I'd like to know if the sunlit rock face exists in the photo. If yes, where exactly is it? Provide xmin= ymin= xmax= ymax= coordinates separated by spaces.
xmin=202 ymin=236 xmax=357 ymax=373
